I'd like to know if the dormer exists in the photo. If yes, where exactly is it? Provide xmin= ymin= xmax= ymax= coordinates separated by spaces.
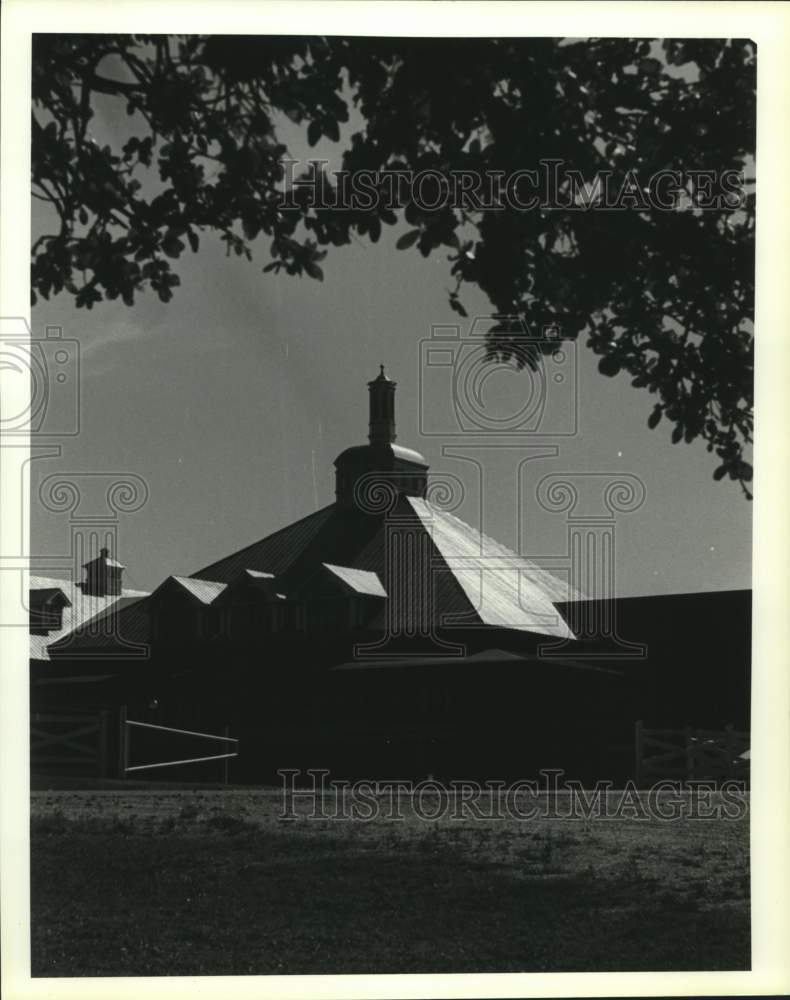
xmin=149 ymin=575 xmax=226 ymax=643
xmin=300 ymin=563 xmax=387 ymax=631
xmin=29 ymin=587 xmax=71 ymax=635
xmin=212 ymin=569 xmax=282 ymax=605
xmin=212 ymin=568 xmax=293 ymax=638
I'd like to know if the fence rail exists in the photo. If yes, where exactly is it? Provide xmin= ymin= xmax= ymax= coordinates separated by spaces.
xmin=30 ymin=707 xmax=239 ymax=781
xmin=634 ymin=720 xmax=750 ymax=786
xmin=119 ymin=708 xmax=238 ymax=781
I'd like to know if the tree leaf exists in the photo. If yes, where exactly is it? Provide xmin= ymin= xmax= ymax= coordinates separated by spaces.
xmin=598 ymin=356 xmax=621 ymax=377
xmin=396 ymin=229 xmax=421 ymax=250
xmin=449 ymin=297 xmax=468 ymax=317
xmin=162 ymin=234 xmax=185 ymax=259
xmin=28 ymin=34 xmax=756 ymax=498
xmin=307 ymin=120 xmax=322 ymax=146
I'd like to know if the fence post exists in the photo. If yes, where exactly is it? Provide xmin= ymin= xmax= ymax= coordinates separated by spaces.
xmin=117 ymin=705 xmax=128 ymax=779
xmin=684 ymin=725 xmax=694 ymax=782
xmin=99 ymin=709 xmax=110 ymax=778
xmin=634 ymin=720 xmax=643 ymax=787
xmin=725 ymin=723 xmax=735 ymax=778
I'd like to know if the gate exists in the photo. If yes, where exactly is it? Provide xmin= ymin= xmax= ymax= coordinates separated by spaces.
xmin=118 ymin=707 xmax=238 ymax=781
xmin=634 ymin=720 xmax=750 ymax=786
xmin=31 ymin=708 xmax=111 ymax=777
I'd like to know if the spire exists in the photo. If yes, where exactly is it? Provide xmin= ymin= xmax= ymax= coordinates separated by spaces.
xmin=368 ymin=365 xmax=396 ymax=445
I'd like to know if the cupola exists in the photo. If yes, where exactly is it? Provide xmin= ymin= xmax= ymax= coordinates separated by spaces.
xmin=334 ymin=368 xmax=429 ymax=510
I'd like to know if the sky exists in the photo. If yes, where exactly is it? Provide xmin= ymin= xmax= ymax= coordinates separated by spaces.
xmin=28 ymin=51 xmax=752 ymax=600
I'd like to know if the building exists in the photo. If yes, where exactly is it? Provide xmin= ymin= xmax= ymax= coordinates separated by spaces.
xmin=30 ymin=371 xmax=751 ymax=783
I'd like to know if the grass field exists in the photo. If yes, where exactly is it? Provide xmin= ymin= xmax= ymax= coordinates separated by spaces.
xmin=31 ymin=784 xmax=750 ymax=976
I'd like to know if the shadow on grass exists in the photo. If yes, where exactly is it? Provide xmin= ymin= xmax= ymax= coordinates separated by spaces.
xmin=31 ymin=816 xmax=749 ymax=976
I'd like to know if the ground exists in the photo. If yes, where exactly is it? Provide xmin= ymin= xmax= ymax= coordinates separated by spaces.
xmin=30 ymin=782 xmax=750 ymax=976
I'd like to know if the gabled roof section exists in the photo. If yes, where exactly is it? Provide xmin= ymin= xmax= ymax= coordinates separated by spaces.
xmin=30 ymin=587 xmax=72 ymax=608
xmin=322 ymin=563 xmax=387 ymax=598
xmin=407 ymin=496 xmax=580 ymax=640
xmin=29 ymin=575 xmax=148 ymax=661
xmin=47 ymin=595 xmax=151 ymax=658
xmin=168 ymin=576 xmax=226 ymax=605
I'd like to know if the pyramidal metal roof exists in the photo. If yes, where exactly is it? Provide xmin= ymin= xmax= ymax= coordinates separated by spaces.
xmin=41 ymin=492 xmax=582 ymax=655
xmin=408 ymin=497 xmax=579 ymax=638
xmin=193 ymin=504 xmax=337 ymax=583
xmin=191 ymin=495 xmax=581 ymax=640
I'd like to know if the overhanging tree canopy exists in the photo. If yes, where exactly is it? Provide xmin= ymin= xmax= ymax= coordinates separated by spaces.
xmin=31 ymin=35 xmax=755 ymax=495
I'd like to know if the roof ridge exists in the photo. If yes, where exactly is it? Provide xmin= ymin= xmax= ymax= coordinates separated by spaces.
xmin=417 ymin=497 xmax=586 ymax=600
xmin=189 ymin=503 xmax=335 ymax=580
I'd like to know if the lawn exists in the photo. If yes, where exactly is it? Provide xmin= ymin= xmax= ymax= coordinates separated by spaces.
xmin=30 ymin=785 xmax=750 ymax=976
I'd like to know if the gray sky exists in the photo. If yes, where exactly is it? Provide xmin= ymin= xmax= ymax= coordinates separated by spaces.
xmin=29 ymin=70 xmax=752 ymax=599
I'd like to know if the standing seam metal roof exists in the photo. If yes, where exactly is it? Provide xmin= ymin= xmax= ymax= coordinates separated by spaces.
xmin=29 ymin=576 xmax=148 ymax=661
xmin=169 ymin=576 xmax=227 ymax=605
xmin=322 ymin=563 xmax=387 ymax=598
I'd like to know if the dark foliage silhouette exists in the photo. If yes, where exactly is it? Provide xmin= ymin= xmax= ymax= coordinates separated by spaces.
xmin=32 ymin=35 xmax=754 ymax=493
